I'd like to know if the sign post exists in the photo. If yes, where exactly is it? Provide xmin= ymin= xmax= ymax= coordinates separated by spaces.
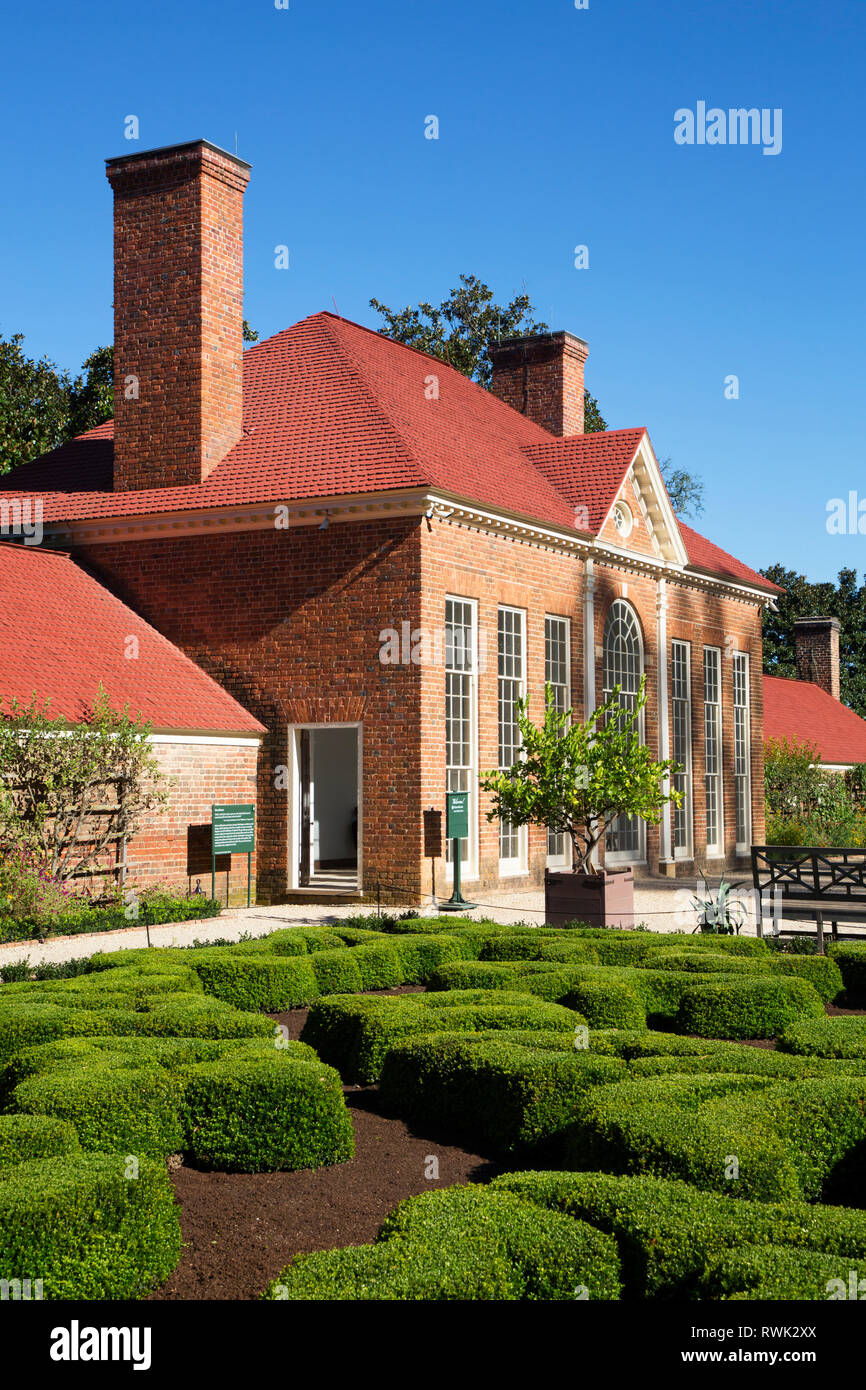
xmin=211 ymin=804 xmax=256 ymax=908
xmin=439 ymin=791 xmax=476 ymax=912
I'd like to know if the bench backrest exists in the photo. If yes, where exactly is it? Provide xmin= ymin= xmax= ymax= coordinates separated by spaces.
xmin=751 ymin=846 xmax=866 ymax=902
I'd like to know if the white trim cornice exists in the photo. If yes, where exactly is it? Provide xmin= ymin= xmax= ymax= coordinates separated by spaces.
xmin=36 ymin=486 xmax=777 ymax=608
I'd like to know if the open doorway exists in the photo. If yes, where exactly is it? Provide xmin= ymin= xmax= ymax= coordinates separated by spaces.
xmin=293 ymin=725 xmax=361 ymax=892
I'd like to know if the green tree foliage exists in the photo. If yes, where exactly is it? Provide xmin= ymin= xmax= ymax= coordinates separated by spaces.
xmin=2 ymin=322 xmax=261 ymax=474
xmin=760 ymin=564 xmax=866 ymax=718
xmin=0 ymin=688 xmax=169 ymax=880
xmin=371 ymin=277 xmax=704 ymax=515
xmin=479 ymin=678 xmax=680 ymax=872
xmin=0 ymin=333 xmax=74 ymax=473
xmin=371 ymin=274 xmax=550 ymax=390
xmin=67 ymin=345 xmax=114 ymax=437
xmin=659 ymin=458 xmax=704 ymax=519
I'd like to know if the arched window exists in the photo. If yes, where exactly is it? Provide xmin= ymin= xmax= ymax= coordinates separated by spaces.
xmin=602 ymin=599 xmax=645 ymax=860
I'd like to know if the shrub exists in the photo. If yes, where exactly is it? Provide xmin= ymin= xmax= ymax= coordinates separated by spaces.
xmin=0 ymin=1113 xmax=81 ymax=1169
xmin=563 ymin=1072 xmax=866 ymax=1203
xmin=262 ymin=1185 xmax=621 ymax=1300
xmin=0 ymin=1153 xmax=181 ymax=1299
xmin=492 ymin=1169 xmax=866 ymax=1298
xmin=563 ymin=1073 xmax=797 ymax=1202
xmin=13 ymin=1064 xmax=187 ymax=1158
xmin=561 ymin=978 xmax=647 ymax=1030
xmin=309 ymin=949 xmax=363 ymax=996
xmin=300 ymin=989 xmax=580 ymax=1083
xmin=350 ymin=940 xmax=408 ymax=990
xmin=105 ymin=993 xmax=275 ymax=1040
xmin=700 ymin=1244 xmax=866 ymax=1300
xmin=675 ymin=976 xmax=825 ymax=1039
xmin=392 ymin=933 xmax=475 ymax=982
xmin=778 ymin=1016 xmax=866 ymax=1059
xmin=427 ymin=959 xmax=591 ymax=1004
xmin=828 ymin=942 xmax=866 ymax=1002
xmin=379 ymin=1033 xmax=624 ymax=1154
xmin=181 ymin=1050 xmax=354 ymax=1172
xmin=0 ymin=1001 xmax=112 ymax=1063
xmin=639 ymin=949 xmax=843 ymax=1002
xmin=186 ymin=953 xmax=320 ymax=1012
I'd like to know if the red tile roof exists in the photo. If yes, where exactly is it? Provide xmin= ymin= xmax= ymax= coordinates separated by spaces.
xmin=0 ymin=312 xmax=778 ymax=594
xmin=522 ymin=428 xmax=647 ymax=534
xmin=0 ymin=543 xmax=265 ymax=734
xmin=678 ymin=522 xmax=783 ymax=594
xmin=764 ymin=675 xmax=866 ymax=765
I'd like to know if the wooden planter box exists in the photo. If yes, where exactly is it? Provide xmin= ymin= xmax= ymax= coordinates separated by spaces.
xmin=544 ymin=866 xmax=635 ymax=929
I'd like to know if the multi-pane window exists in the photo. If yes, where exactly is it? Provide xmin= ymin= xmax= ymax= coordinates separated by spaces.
xmin=545 ymin=616 xmax=571 ymax=865
xmin=733 ymin=652 xmax=752 ymax=849
xmin=445 ymin=597 xmax=477 ymax=873
xmin=498 ymin=607 xmax=526 ymax=868
xmin=671 ymin=640 xmax=692 ymax=857
xmin=703 ymin=647 xmax=723 ymax=855
xmin=603 ymin=600 xmax=644 ymax=860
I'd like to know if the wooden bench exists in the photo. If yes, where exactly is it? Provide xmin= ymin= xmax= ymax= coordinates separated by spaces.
xmin=751 ymin=846 xmax=866 ymax=951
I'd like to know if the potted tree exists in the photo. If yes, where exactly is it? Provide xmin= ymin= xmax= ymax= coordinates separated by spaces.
xmin=480 ymin=677 xmax=681 ymax=928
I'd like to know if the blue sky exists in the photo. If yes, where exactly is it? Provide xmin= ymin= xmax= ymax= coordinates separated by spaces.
xmin=1 ymin=0 xmax=864 ymax=582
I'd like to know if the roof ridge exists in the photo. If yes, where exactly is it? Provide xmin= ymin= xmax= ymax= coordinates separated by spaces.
xmin=317 ymin=315 xmax=438 ymax=482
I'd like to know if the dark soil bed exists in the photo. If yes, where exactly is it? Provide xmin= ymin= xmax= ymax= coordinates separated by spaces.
xmin=147 ymin=989 xmax=866 ymax=1300
xmin=148 ymin=988 xmax=494 ymax=1301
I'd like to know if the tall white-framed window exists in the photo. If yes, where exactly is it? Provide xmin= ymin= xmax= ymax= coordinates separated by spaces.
xmin=603 ymin=599 xmax=645 ymax=863
xmin=498 ymin=605 xmax=527 ymax=874
xmin=445 ymin=596 xmax=478 ymax=879
xmin=703 ymin=646 xmax=724 ymax=857
xmin=733 ymin=651 xmax=752 ymax=852
xmin=671 ymin=639 xmax=693 ymax=859
xmin=545 ymin=614 xmax=572 ymax=867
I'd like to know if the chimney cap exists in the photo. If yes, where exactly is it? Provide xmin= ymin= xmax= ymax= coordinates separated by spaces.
xmin=793 ymin=615 xmax=841 ymax=631
xmin=492 ymin=329 xmax=588 ymax=353
xmin=105 ymin=138 xmax=251 ymax=173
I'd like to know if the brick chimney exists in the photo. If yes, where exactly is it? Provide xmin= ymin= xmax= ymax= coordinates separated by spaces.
xmin=794 ymin=616 xmax=841 ymax=700
xmin=106 ymin=140 xmax=251 ymax=492
xmin=489 ymin=331 xmax=589 ymax=436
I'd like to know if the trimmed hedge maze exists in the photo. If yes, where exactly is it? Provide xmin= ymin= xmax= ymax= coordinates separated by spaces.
xmin=1 ymin=916 xmax=863 ymax=1300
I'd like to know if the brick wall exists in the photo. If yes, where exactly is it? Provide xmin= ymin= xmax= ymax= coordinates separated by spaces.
xmin=125 ymin=738 xmax=260 ymax=905
xmin=106 ymin=141 xmax=250 ymax=492
xmin=77 ymin=517 xmax=424 ymax=904
xmin=77 ymin=512 xmax=765 ymax=905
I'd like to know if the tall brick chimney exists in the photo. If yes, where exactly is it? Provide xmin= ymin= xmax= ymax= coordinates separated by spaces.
xmin=794 ymin=616 xmax=841 ymax=700
xmin=106 ymin=140 xmax=251 ymax=492
xmin=489 ymin=331 xmax=589 ymax=436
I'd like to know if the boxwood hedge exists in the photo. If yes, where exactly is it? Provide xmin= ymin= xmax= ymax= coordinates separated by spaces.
xmin=492 ymin=1169 xmax=866 ymax=1298
xmin=675 ymin=975 xmax=825 ymax=1039
xmin=828 ymin=942 xmax=866 ymax=1001
xmin=262 ymin=1185 xmax=621 ymax=1300
xmin=0 ymin=1154 xmax=181 ymax=1300
xmin=300 ymin=989 xmax=581 ymax=1083
xmin=778 ymin=1016 xmax=866 ymax=1059
xmin=563 ymin=1072 xmax=866 ymax=1203
xmin=379 ymin=1033 xmax=625 ymax=1154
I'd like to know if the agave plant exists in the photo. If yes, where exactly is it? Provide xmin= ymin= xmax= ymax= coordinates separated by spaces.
xmin=691 ymin=876 xmax=747 ymax=935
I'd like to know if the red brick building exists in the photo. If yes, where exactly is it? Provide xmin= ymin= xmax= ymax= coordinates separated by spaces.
xmin=764 ymin=618 xmax=866 ymax=770
xmin=0 ymin=140 xmax=782 ymax=904
xmin=0 ymin=542 xmax=264 ymax=901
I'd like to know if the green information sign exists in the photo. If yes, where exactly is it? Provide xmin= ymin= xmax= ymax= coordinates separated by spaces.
xmin=212 ymin=804 xmax=255 ymax=854
xmin=440 ymin=792 xmax=475 ymax=913
xmin=211 ymin=804 xmax=255 ymax=906
xmin=446 ymin=792 xmax=469 ymax=840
